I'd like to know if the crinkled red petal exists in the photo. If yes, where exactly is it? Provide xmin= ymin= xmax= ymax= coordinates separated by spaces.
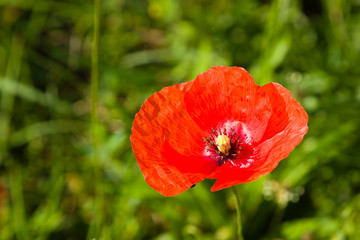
xmin=184 ymin=66 xmax=264 ymax=132
xmin=210 ymin=82 xmax=308 ymax=191
xmin=130 ymin=82 xmax=218 ymax=196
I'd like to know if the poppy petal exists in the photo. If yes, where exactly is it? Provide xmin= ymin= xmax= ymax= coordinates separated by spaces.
xmin=135 ymin=153 xmax=203 ymax=196
xmin=210 ymin=168 xmax=257 ymax=191
xmin=252 ymin=82 xmax=308 ymax=170
xmin=184 ymin=66 xmax=262 ymax=131
xmin=210 ymin=83 xmax=308 ymax=191
xmin=131 ymin=82 xmax=218 ymax=196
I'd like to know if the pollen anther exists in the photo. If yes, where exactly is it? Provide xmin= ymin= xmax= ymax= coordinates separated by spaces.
xmin=215 ymin=135 xmax=231 ymax=155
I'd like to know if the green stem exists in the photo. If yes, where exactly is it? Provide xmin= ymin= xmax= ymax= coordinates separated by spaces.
xmin=91 ymin=0 xmax=100 ymax=120
xmin=9 ymin=164 xmax=28 ymax=240
xmin=89 ymin=0 xmax=102 ymax=237
xmin=232 ymin=185 xmax=244 ymax=240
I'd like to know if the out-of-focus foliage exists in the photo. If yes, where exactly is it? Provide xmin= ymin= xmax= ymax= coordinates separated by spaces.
xmin=0 ymin=0 xmax=360 ymax=239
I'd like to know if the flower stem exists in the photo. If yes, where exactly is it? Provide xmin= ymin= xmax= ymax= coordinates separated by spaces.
xmin=232 ymin=185 xmax=244 ymax=240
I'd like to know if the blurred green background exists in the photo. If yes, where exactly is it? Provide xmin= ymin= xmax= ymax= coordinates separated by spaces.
xmin=1 ymin=0 xmax=360 ymax=239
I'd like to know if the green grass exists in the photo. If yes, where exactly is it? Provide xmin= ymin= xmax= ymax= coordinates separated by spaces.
xmin=1 ymin=0 xmax=360 ymax=239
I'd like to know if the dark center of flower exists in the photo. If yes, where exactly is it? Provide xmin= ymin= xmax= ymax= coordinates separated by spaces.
xmin=203 ymin=127 xmax=244 ymax=166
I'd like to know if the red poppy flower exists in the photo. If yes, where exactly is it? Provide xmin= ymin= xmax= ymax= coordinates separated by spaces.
xmin=131 ymin=66 xmax=308 ymax=196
